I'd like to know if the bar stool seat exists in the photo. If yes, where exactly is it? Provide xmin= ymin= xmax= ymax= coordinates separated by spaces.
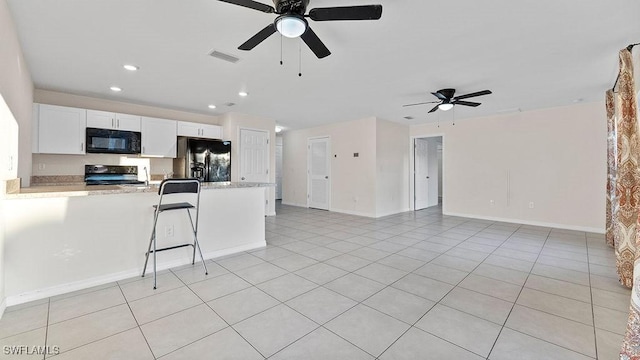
xmin=142 ymin=179 xmax=208 ymax=289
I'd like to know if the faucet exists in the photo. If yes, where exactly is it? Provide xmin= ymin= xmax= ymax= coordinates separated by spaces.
xmin=144 ymin=166 xmax=150 ymax=186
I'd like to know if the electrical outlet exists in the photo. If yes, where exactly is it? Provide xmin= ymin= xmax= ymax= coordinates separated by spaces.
xmin=165 ymin=225 xmax=174 ymax=237
xmin=38 ymin=163 xmax=45 ymax=170
xmin=528 ymin=202 xmax=535 ymax=209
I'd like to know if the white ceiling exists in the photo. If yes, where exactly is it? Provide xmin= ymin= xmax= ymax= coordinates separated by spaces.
xmin=6 ymin=0 xmax=640 ymax=130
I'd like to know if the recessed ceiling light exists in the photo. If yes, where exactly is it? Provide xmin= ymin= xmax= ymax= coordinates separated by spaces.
xmin=208 ymin=104 xmax=217 ymax=109
xmin=110 ymin=86 xmax=122 ymax=92
xmin=123 ymin=64 xmax=139 ymax=71
xmin=239 ymin=91 xmax=248 ymax=97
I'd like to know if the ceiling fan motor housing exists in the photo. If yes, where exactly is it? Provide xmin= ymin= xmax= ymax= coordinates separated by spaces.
xmin=273 ymin=0 xmax=309 ymax=14
xmin=438 ymin=89 xmax=456 ymax=99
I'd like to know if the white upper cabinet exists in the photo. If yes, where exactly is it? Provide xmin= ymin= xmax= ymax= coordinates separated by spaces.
xmin=36 ymin=104 xmax=86 ymax=155
xmin=141 ymin=117 xmax=177 ymax=158
xmin=87 ymin=110 xmax=141 ymax=132
xmin=177 ymin=121 xmax=222 ymax=139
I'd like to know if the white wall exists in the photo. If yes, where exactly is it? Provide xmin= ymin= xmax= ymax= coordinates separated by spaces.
xmin=282 ymin=117 xmax=378 ymax=216
xmin=411 ymin=102 xmax=606 ymax=232
xmin=0 ymin=0 xmax=35 ymax=316
xmin=221 ymin=112 xmax=277 ymax=216
xmin=282 ymin=117 xmax=409 ymax=218
xmin=375 ymin=118 xmax=410 ymax=216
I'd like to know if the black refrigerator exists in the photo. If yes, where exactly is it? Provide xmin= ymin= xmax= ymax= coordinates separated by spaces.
xmin=175 ymin=137 xmax=231 ymax=182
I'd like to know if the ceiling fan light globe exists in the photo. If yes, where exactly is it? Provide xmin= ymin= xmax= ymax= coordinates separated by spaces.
xmin=438 ymin=103 xmax=454 ymax=111
xmin=276 ymin=16 xmax=306 ymax=38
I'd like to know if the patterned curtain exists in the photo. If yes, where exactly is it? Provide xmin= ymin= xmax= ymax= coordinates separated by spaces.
xmin=617 ymin=47 xmax=640 ymax=359
xmin=612 ymin=48 xmax=639 ymax=289
xmin=606 ymin=89 xmax=617 ymax=248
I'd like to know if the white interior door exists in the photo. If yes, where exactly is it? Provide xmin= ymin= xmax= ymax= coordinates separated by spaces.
xmin=427 ymin=140 xmax=439 ymax=207
xmin=275 ymin=142 xmax=283 ymax=200
xmin=240 ymin=129 xmax=269 ymax=183
xmin=414 ymin=138 xmax=430 ymax=210
xmin=308 ymin=137 xmax=330 ymax=210
xmin=240 ymin=129 xmax=270 ymax=213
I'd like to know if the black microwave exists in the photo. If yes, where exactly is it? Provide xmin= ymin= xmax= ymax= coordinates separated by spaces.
xmin=86 ymin=128 xmax=141 ymax=154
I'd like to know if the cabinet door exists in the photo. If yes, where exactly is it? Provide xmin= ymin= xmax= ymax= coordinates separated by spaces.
xmin=115 ymin=113 xmax=141 ymax=132
xmin=201 ymin=124 xmax=223 ymax=139
xmin=86 ymin=110 xmax=116 ymax=129
xmin=176 ymin=121 xmax=201 ymax=137
xmin=38 ymin=104 xmax=86 ymax=155
xmin=141 ymin=117 xmax=177 ymax=158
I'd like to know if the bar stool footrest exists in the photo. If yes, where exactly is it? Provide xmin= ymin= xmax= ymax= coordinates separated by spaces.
xmin=147 ymin=243 xmax=193 ymax=254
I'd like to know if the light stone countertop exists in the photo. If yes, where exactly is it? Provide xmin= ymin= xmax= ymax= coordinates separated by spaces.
xmin=6 ymin=181 xmax=275 ymax=199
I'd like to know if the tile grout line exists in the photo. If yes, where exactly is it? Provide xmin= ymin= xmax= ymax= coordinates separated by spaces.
xmin=42 ymin=298 xmax=50 ymax=360
xmin=116 ymin=281 xmax=156 ymax=360
xmin=585 ymin=231 xmax=600 ymax=359
xmin=483 ymin=223 xmax=550 ymax=359
xmin=362 ymin=217 xmax=502 ymax=359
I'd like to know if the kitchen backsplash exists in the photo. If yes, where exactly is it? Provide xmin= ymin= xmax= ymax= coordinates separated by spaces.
xmin=32 ymin=154 xmax=174 ymax=182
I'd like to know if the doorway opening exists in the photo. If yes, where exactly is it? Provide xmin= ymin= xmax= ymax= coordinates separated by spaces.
xmin=412 ymin=136 xmax=443 ymax=211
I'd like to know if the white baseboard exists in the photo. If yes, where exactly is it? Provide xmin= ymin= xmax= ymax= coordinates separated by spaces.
xmin=6 ymin=241 xmax=266 ymax=307
xmin=376 ymin=208 xmax=411 ymax=218
xmin=443 ymin=211 xmax=605 ymax=234
xmin=330 ymin=208 xmax=376 ymax=218
xmin=281 ymin=201 xmax=307 ymax=207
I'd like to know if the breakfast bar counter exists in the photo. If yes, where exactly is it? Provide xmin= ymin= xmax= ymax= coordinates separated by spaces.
xmin=2 ymin=182 xmax=273 ymax=305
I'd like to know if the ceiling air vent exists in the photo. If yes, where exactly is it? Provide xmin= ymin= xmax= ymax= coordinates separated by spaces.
xmin=224 ymin=102 xmax=236 ymax=107
xmin=208 ymin=50 xmax=240 ymax=64
xmin=404 ymin=116 xmax=414 ymax=120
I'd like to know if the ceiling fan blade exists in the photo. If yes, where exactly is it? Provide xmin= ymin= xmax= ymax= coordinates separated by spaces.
xmin=300 ymin=27 xmax=331 ymax=58
xmin=217 ymin=0 xmax=275 ymax=13
xmin=402 ymin=101 xmax=440 ymax=107
xmin=453 ymin=100 xmax=481 ymax=107
xmin=428 ymin=104 xmax=440 ymax=113
xmin=308 ymin=5 xmax=383 ymax=21
xmin=238 ymin=23 xmax=277 ymax=50
xmin=453 ymin=90 xmax=492 ymax=101
xmin=431 ymin=91 xmax=447 ymax=100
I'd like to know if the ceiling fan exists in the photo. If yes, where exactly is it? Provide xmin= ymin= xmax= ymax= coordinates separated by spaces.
xmin=217 ymin=0 xmax=383 ymax=59
xmin=403 ymin=88 xmax=493 ymax=113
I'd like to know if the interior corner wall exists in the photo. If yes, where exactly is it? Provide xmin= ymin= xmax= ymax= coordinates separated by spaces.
xmin=281 ymin=117 xmax=378 ymax=217
xmin=375 ymin=118 xmax=410 ymax=217
xmin=410 ymin=102 xmax=606 ymax=232
xmin=0 ymin=0 xmax=35 ymax=316
xmin=221 ymin=112 xmax=277 ymax=216
xmin=0 ymin=0 xmax=34 ymax=187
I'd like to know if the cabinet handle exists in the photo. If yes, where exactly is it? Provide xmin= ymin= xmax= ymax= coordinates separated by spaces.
xmin=112 ymin=118 xmax=114 ymax=128
xmin=117 ymin=119 xmax=120 ymax=128
xmin=143 ymin=146 xmax=145 ymax=154
xmin=81 ymin=143 xmax=84 ymax=151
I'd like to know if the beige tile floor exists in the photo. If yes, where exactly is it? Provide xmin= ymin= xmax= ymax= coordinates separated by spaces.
xmin=0 ymin=203 xmax=631 ymax=359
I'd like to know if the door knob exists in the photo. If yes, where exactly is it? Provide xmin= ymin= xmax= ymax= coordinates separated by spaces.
xmin=241 ymin=177 xmax=245 ymax=180
xmin=325 ymin=176 xmax=329 ymax=179
xmin=426 ymin=176 xmax=430 ymax=179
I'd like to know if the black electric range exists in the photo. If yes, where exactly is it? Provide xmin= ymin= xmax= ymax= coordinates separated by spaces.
xmin=84 ymin=165 xmax=145 ymax=186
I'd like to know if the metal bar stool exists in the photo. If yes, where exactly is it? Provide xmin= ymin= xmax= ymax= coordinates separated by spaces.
xmin=142 ymin=178 xmax=208 ymax=289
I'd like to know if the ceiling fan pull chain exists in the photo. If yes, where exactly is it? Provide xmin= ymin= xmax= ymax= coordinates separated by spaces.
xmin=280 ymin=34 xmax=283 ymax=65
xmin=452 ymin=106 xmax=456 ymax=126
xmin=298 ymin=39 xmax=302 ymax=77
